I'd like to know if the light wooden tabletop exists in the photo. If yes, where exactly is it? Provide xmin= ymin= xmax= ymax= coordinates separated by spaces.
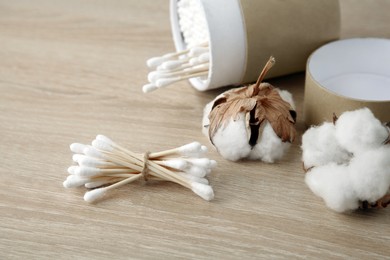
xmin=1 ymin=0 xmax=389 ymax=259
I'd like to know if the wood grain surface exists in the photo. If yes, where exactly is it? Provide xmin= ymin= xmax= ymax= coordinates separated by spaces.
xmin=0 ymin=0 xmax=389 ymax=259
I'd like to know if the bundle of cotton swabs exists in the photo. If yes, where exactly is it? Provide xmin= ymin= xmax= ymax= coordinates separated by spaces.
xmin=143 ymin=42 xmax=210 ymax=93
xmin=64 ymin=135 xmax=217 ymax=203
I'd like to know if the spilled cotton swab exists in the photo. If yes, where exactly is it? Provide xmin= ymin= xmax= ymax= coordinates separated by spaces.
xmin=65 ymin=135 xmax=217 ymax=203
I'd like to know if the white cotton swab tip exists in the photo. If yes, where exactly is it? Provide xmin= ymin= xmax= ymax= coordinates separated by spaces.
xmin=142 ymin=83 xmax=158 ymax=93
xmin=75 ymin=166 xmax=102 ymax=177
xmin=146 ymin=56 xmax=165 ymax=68
xmin=92 ymin=139 xmax=114 ymax=152
xmin=186 ymin=166 xmax=207 ymax=178
xmin=147 ymin=71 xmax=160 ymax=83
xmin=160 ymin=159 xmax=188 ymax=170
xmin=83 ymin=147 xmax=105 ymax=159
xmin=63 ymin=175 xmax=88 ymax=188
xmin=191 ymin=182 xmax=214 ymax=201
xmin=198 ymin=53 xmax=210 ymax=63
xmin=78 ymin=157 xmax=110 ymax=167
xmin=187 ymin=158 xmax=213 ymax=169
xmin=70 ymin=143 xmax=87 ymax=154
xmin=67 ymin=166 xmax=78 ymax=175
xmin=84 ymin=188 xmax=107 ymax=203
xmin=177 ymin=142 xmax=205 ymax=157
xmin=156 ymin=77 xmax=180 ymax=88
xmin=179 ymin=172 xmax=209 ymax=185
xmin=96 ymin=135 xmax=115 ymax=146
xmin=161 ymin=60 xmax=184 ymax=70
xmin=72 ymin=154 xmax=85 ymax=163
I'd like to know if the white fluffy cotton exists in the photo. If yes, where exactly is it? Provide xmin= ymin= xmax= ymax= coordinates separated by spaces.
xmin=302 ymin=107 xmax=390 ymax=212
xmin=202 ymin=88 xmax=295 ymax=162
xmin=211 ymin=113 xmax=252 ymax=161
xmin=248 ymin=122 xmax=291 ymax=163
xmin=335 ymin=108 xmax=388 ymax=154
xmin=305 ymin=163 xmax=358 ymax=213
xmin=348 ymin=146 xmax=390 ymax=203
xmin=301 ymin=122 xmax=351 ymax=169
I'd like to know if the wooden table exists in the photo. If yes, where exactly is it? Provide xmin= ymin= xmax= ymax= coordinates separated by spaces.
xmin=1 ymin=1 xmax=389 ymax=258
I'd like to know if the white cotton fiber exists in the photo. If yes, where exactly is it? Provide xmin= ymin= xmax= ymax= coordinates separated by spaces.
xmin=301 ymin=122 xmax=351 ymax=169
xmin=248 ymin=122 xmax=291 ymax=163
xmin=211 ymin=113 xmax=252 ymax=161
xmin=302 ymin=108 xmax=390 ymax=212
xmin=335 ymin=108 xmax=388 ymax=154
xmin=305 ymin=163 xmax=359 ymax=212
xmin=348 ymin=146 xmax=390 ymax=203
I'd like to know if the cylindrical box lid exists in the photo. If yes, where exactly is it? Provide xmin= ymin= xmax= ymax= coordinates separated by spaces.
xmin=304 ymin=38 xmax=390 ymax=126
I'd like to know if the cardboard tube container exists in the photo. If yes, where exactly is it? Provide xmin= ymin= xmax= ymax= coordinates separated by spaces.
xmin=170 ymin=0 xmax=340 ymax=91
xmin=304 ymin=38 xmax=390 ymax=126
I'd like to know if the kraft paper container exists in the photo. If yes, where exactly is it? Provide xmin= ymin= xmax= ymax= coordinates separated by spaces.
xmin=304 ymin=38 xmax=390 ymax=126
xmin=170 ymin=0 xmax=340 ymax=91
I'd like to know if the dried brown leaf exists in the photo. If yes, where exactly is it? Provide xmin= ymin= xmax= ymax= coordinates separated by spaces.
xmin=208 ymin=82 xmax=296 ymax=144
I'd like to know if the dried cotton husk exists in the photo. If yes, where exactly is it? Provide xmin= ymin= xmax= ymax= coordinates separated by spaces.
xmin=202 ymin=57 xmax=297 ymax=162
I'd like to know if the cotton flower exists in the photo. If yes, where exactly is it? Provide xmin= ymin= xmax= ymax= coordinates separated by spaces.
xmin=202 ymin=57 xmax=296 ymax=162
xmin=302 ymin=108 xmax=390 ymax=212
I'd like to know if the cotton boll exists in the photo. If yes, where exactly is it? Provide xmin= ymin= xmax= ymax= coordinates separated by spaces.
xmin=348 ymin=146 xmax=390 ymax=203
xmin=249 ymin=122 xmax=290 ymax=163
xmin=211 ymin=113 xmax=252 ymax=161
xmin=302 ymin=122 xmax=351 ymax=169
xmin=305 ymin=163 xmax=358 ymax=212
xmin=335 ymin=108 xmax=388 ymax=154
xmin=202 ymin=78 xmax=295 ymax=162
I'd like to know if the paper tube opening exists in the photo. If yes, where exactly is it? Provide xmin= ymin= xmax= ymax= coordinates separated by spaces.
xmin=304 ymin=38 xmax=390 ymax=126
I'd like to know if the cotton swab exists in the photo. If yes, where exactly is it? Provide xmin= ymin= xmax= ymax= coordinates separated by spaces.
xmin=143 ymin=0 xmax=210 ymax=92
xmin=144 ymin=41 xmax=210 ymax=93
xmin=146 ymin=42 xmax=208 ymax=68
xmin=65 ymin=135 xmax=217 ymax=203
xmin=148 ymin=63 xmax=209 ymax=83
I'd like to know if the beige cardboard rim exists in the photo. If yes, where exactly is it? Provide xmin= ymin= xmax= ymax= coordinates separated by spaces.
xmin=304 ymin=38 xmax=390 ymax=126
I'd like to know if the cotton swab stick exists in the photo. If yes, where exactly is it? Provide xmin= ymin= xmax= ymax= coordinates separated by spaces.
xmin=149 ymin=141 xmax=207 ymax=158
xmin=148 ymin=63 xmax=209 ymax=83
xmin=143 ymin=68 xmax=208 ymax=93
xmin=146 ymin=42 xmax=208 ymax=68
xmin=84 ymin=173 xmax=144 ymax=203
xmin=155 ymin=72 xmax=208 ymax=88
xmin=65 ymin=135 xmax=216 ymax=203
